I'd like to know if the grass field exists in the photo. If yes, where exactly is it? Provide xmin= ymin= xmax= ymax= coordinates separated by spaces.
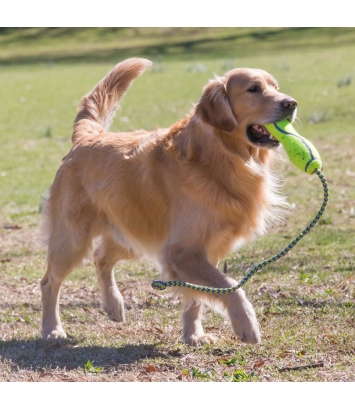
xmin=0 ymin=28 xmax=354 ymax=383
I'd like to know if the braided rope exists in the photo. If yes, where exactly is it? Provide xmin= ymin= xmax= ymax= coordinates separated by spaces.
xmin=151 ymin=169 xmax=329 ymax=294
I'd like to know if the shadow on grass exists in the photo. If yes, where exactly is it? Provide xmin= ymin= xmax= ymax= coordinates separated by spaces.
xmin=0 ymin=336 xmax=165 ymax=372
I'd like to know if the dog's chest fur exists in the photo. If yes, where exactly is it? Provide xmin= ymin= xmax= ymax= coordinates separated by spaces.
xmin=182 ymin=156 xmax=285 ymax=259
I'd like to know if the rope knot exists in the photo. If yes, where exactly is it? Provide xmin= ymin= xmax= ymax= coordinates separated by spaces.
xmin=151 ymin=280 xmax=167 ymax=291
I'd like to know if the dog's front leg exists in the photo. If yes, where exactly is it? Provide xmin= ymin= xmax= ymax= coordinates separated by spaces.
xmin=163 ymin=246 xmax=261 ymax=345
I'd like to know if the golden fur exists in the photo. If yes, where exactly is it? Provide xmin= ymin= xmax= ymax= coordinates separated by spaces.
xmin=40 ymin=58 xmax=297 ymax=345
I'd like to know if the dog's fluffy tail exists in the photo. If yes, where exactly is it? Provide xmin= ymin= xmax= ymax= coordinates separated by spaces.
xmin=72 ymin=58 xmax=152 ymax=143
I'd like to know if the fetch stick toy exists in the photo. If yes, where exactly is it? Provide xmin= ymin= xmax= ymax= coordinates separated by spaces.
xmin=264 ymin=119 xmax=322 ymax=175
xmin=152 ymin=120 xmax=329 ymax=293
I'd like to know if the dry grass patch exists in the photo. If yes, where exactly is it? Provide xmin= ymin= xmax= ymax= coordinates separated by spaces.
xmin=1 ymin=213 xmax=354 ymax=382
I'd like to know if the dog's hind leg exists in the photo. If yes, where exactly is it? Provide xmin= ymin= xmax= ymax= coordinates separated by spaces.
xmin=182 ymin=298 xmax=217 ymax=346
xmin=41 ymin=200 xmax=95 ymax=339
xmin=94 ymin=237 xmax=137 ymax=322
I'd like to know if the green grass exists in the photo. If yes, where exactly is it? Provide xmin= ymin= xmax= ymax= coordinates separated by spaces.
xmin=1 ymin=27 xmax=355 ymax=64
xmin=0 ymin=28 xmax=355 ymax=382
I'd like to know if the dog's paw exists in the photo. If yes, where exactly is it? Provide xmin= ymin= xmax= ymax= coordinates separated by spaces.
xmin=233 ymin=320 xmax=261 ymax=345
xmin=226 ymin=288 xmax=261 ymax=345
xmin=42 ymin=328 xmax=67 ymax=340
xmin=106 ymin=310 xmax=125 ymax=322
xmin=183 ymin=333 xmax=217 ymax=346
xmin=104 ymin=303 xmax=125 ymax=322
xmin=101 ymin=289 xmax=125 ymax=322
xmin=230 ymin=306 xmax=261 ymax=345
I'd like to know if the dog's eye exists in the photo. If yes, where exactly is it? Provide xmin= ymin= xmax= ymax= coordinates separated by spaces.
xmin=247 ymin=85 xmax=260 ymax=93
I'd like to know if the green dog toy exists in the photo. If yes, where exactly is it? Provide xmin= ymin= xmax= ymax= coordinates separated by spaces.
xmin=264 ymin=119 xmax=322 ymax=174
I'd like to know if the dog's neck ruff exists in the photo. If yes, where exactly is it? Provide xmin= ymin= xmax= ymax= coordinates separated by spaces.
xmin=151 ymin=169 xmax=328 ymax=294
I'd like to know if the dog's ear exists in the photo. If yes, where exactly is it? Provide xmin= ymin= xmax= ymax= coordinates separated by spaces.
xmin=195 ymin=77 xmax=238 ymax=132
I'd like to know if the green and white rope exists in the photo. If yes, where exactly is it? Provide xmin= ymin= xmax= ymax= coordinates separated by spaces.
xmin=151 ymin=169 xmax=329 ymax=294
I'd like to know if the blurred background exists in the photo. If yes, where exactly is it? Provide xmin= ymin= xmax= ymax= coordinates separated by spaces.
xmin=1 ymin=28 xmax=355 ymax=214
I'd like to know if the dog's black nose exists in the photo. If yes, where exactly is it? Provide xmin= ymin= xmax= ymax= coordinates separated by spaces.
xmin=281 ymin=97 xmax=298 ymax=108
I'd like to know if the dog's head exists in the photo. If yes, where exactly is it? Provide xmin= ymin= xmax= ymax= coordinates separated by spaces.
xmin=196 ymin=68 xmax=297 ymax=150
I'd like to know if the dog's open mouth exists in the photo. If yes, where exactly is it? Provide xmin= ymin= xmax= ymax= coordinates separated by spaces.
xmin=247 ymin=124 xmax=280 ymax=148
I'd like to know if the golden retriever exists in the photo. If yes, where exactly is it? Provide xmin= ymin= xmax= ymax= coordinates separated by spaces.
xmin=40 ymin=58 xmax=297 ymax=345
